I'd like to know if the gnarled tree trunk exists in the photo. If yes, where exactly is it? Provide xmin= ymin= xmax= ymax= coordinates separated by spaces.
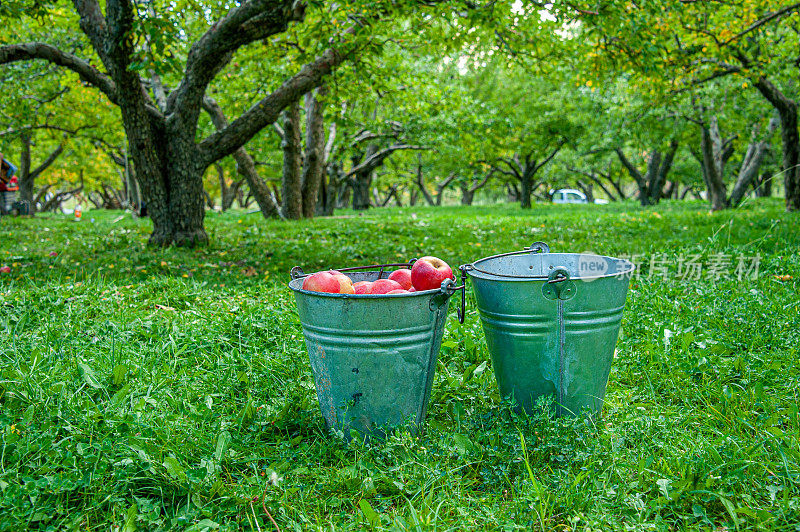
xmin=280 ymin=100 xmax=303 ymax=219
xmin=615 ymin=140 xmax=678 ymax=206
xmin=755 ymin=77 xmax=800 ymax=211
xmin=301 ymin=87 xmax=326 ymax=218
xmin=495 ymin=141 xmax=565 ymax=209
xmin=17 ymin=132 xmax=64 ymax=214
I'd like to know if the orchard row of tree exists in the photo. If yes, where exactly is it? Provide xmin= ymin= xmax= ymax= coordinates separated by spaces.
xmin=1 ymin=0 xmax=797 ymax=245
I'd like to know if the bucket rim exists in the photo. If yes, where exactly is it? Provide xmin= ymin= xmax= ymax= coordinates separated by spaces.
xmin=465 ymin=251 xmax=635 ymax=282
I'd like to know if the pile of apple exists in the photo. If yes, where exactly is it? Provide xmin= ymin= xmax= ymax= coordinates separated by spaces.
xmin=301 ymin=256 xmax=453 ymax=295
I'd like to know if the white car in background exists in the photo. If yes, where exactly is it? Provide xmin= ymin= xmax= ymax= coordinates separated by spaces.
xmin=551 ymin=189 xmax=609 ymax=205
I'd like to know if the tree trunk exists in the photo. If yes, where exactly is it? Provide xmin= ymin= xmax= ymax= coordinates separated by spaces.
xmin=216 ymin=163 xmax=239 ymax=211
xmin=754 ymin=77 xmax=800 ymax=211
xmin=435 ymin=173 xmax=456 ymax=206
xmin=414 ymin=160 xmax=436 ymax=206
xmin=507 ymin=183 xmax=520 ymax=203
xmin=700 ymin=116 xmax=730 ymax=211
xmin=337 ymin=183 xmax=350 ymax=209
xmin=19 ymin=132 xmax=33 ymax=209
xmin=616 ymin=143 xmax=677 ymax=206
xmin=351 ymin=173 xmax=372 ymax=210
xmin=576 ymin=180 xmax=594 ymax=203
xmin=301 ymin=87 xmax=326 ymax=218
xmin=460 ymin=182 xmax=474 ymax=205
xmin=350 ymin=146 xmax=375 ymax=211
xmin=649 ymin=140 xmax=678 ymax=205
xmin=520 ymin=171 xmax=533 ymax=208
xmin=280 ymin=100 xmax=303 ymax=219
xmin=753 ymin=170 xmax=773 ymax=197
xmin=729 ymin=117 xmax=779 ymax=207
xmin=16 ymin=132 xmax=63 ymax=214
xmin=164 ymin=138 xmax=209 ymax=246
xmin=318 ymin=162 xmax=340 ymax=216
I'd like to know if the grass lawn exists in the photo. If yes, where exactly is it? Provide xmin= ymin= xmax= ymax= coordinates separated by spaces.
xmin=0 ymin=200 xmax=798 ymax=531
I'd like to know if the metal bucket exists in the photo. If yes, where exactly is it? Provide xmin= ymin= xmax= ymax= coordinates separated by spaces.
xmin=289 ymin=264 xmax=460 ymax=439
xmin=461 ymin=242 xmax=634 ymax=417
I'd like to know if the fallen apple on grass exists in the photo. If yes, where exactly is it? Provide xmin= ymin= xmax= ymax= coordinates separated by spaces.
xmin=411 ymin=256 xmax=453 ymax=291
xmin=0 ymin=266 xmax=10 ymax=274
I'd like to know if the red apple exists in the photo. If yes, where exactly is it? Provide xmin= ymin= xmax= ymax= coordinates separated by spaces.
xmin=387 ymin=289 xmax=408 ymax=295
xmin=327 ymin=270 xmax=354 ymax=293
xmin=368 ymin=279 xmax=403 ymax=294
xmin=388 ymin=268 xmax=413 ymax=290
xmin=353 ymin=281 xmax=372 ymax=294
xmin=408 ymin=287 xmax=416 ymax=293
xmin=0 ymin=266 xmax=10 ymax=274
xmin=411 ymin=256 xmax=453 ymax=291
xmin=302 ymin=271 xmax=341 ymax=293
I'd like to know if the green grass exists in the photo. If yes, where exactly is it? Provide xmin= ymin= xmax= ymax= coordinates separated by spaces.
xmin=0 ymin=199 xmax=798 ymax=531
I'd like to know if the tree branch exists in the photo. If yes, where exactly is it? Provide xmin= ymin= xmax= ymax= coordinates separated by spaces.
xmin=71 ymin=0 xmax=113 ymax=71
xmin=169 ymin=0 xmax=304 ymax=120
xmin=532 ymin=139 xmax=567 ymax=174
xmin=30 ymin=145 xmax=64 ymax=179
xmin=201 ymin=96 xmax=282 ymax=218
xmin=614 ymin=148 xmax=645 ymax=187
xmin=495 ymin=157 xmax=522 ymax=179
xmin=345 ymin=144 xmax=425 ymax=178
xmin=198 ymin=33 xmax=360 ymax=168
xmin=0 ymin=43 xmax=118 ymax=104
xmin=722 ymin=3 xmax=800 ymax=46
xmin=469 ymin=168 xmax=495 ymax=193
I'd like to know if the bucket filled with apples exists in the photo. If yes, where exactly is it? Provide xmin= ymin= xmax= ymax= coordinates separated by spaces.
xmin=289 ymin=257 xmax=462 ymax=439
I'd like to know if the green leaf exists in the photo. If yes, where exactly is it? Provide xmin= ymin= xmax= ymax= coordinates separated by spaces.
xmin=719 ymin=496 xmax=739 ymax=530
xmin=112 ymin=364 xmax=129 ymax=386
xmin=214 ymin=431 xmax=231 ymax=462
xmin=163 ymin=456 xmax=186 ymax=482
xmin=454 ymin=433 xmax=476 ymax=456
xmin=185 ymin=519 xmax=220 ymax=532
xmin=359 ymin=499 xmax=380 ymax=528
xmin=122 ymin=503 xmax=137 ymax=532
xmin=473 ymin=360 xmax=488 ymax=377
xmin=78 ymin=363 xmax=102 ymax=389
xmin=111 ymin=383 xmax=131 ymax=406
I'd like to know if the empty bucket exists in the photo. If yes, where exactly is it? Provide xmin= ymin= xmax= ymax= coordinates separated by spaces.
xmin=462 ymin=242 xmax=634 ymax=416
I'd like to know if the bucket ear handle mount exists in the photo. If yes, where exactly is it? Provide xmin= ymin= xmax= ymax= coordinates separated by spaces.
xmin=529 ymin=242 xmax=550 ymax=254
xmin=542 ymin=266 xmax=576 ymax=301
xmin=430 ymin=268 xmax=469 ymax=323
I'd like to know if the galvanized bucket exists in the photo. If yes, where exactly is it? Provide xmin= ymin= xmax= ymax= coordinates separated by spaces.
xmin=461 ymin=242 xmax=634 ymax=417
xmin=289 ymin=264 xmax=460 ymax=439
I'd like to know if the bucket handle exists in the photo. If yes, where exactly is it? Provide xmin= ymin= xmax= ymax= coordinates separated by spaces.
xmin=453 ymin=264 xmax=472 ymax=324
xmin=290 ymin=261 xmax=417 ymax=281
